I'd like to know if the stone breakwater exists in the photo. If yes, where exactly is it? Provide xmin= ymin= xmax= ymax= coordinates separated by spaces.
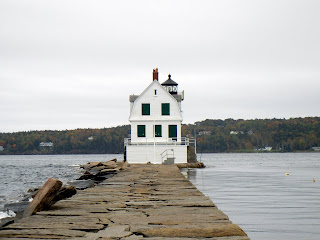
xmin=0 ymin=164 xmax=249 ymax=239
xmin=0 ymin=159 xmax=126 ymax=227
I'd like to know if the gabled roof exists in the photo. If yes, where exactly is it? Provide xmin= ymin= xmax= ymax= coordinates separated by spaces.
xmin=132 ymin=80 xmax=178 ymax=104
xmin=129 ymin=80 xmax=182 ymax=121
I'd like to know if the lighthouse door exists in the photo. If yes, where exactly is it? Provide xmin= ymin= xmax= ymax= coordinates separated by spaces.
xmin=168 ymin=125 xmax=177 ymax=141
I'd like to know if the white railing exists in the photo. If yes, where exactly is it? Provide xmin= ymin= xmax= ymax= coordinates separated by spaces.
xmin=160 ymin=149 xmax=174 ymax=164
xmin=124 ymin=137 xmax=196 ymax=147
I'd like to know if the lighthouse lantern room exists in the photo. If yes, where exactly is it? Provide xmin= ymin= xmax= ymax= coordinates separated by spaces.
xmin=161 ymin=74 xmax=178 ymax=94
xmin=124 ymin=68 xmax=196 ymax=164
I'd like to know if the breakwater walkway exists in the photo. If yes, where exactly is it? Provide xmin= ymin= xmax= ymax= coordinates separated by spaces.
xmin=0 ymin=164 xmax=249 ymax=239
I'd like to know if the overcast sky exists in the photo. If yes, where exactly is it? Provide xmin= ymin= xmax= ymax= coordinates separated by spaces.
xmin=1 ymin=0 xmax=319 ymax=132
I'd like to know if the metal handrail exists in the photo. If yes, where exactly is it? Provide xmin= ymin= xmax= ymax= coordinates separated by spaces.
xmin=124 ymin=137 xmax=196 ymax=147
xmin=160 ymin=149 xmax=174 ymax=164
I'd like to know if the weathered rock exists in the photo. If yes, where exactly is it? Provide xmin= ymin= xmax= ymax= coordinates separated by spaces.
xmin=52 ymin=185 xmax=77 ymax=203
xmin=101 ymin=161 xmax=118 ymax=169
xmin=78 ymin=160 xmax=120 ymax=182
xmin=81 ymin=159 xmax=118 ymax=171
xmin=0 ymin=217 xmax=15 ymax=228
xmin=23 ymin=178 xmax=62 ymax=217
xmin=3 ymin=201 xmax=30 ymax=218
xmin=176 ymin=162 xmax=205 ymax=169
xmin=134 ymin=225 xmax=247 ymax=238
xmin=81 ymin=161 xmax=104 ymax=170
xmin=90 ymin=165 xmax=109 ymax=173
xmin=78 ymin=171 xmax=114 ymax=182
xmin=83 ymin=225 xmax=132 ymax=239
xmin=99 ymin=169 xmax=117 ymax=175
xmin=92 ymin=175 xmax=110 ymax=182
xmin=5 ymin=215 xmax=105 ymax=231
xmin=67 ymin=179 xmax=95 ymax=190
xmin=27 ymin=187 xmax=40 ymax=194
xmin=116 ymin=159 xmax=130 ymax=170
xmin=0 ymin=228 xmax=86 ymax=238
xmin=20 ymin=193 xmax=36 ymax=202
xmin=77 ymin=172 xmax=94 ymax=180
xmin=122 ymin=235 xmax=144 ymax=240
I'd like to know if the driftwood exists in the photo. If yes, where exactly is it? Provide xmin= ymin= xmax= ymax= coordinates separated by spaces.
xmin=23 ymin=178 xmax=62 ymax=217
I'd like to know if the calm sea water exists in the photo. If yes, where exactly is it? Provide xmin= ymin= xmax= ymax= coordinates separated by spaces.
xmin=183 ymin=153 xmax=320 ymax=240
xmin=0 ymin=153 xmax=319 ymax=240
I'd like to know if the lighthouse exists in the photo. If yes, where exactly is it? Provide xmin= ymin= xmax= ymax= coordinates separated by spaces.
xmin=124 ymin=68 xmax=196 ymax=164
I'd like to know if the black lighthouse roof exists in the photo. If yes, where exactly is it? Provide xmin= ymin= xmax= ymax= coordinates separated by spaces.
xmin=161 ymin=74 xmax=178 ymax=86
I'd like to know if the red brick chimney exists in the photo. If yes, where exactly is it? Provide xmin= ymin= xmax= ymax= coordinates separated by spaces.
xmin=153 ymin=68 xmax=158 ymax=81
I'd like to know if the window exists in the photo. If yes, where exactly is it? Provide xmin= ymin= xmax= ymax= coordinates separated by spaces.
xmin=142 ymin=103 xmax=150 ymax=115
xmin=137 ymin=125 xmax=146 ymax=137
xmin=154 ymin=125 xmax=162 ymax=137
xmin=169 ymin=125 xmax=177 ymax=139
xmin=162 ymin=103 xmax=170 ymax=115
xmin=154 ymin=89 xmax=157 ymax=95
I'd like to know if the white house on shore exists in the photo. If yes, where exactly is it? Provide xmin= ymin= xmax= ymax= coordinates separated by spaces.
xmin=39 ymin=142 xmax=53 ymax=147
xmin=124 ymin=68 xmax=196 ymax=164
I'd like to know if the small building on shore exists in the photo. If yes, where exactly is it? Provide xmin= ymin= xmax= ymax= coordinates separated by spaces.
xmin=124 ymin=68 xmax=196 ymax=164
xmin=39 ymin=142 xmax=53 ymax=147
xmin=312 ymin=147 xmax=320 ymax=151
xmin=199 ymin=131 xmax=212 ymax=136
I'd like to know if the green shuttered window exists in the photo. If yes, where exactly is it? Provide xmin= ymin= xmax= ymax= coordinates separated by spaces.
xmin=142 ymin=103 xmax=150 ymax=115
xmin=137 ymin=125 xmax=146 ymax=137
xmin=162 ymin=103 xmax=170 ymax=115
xmin=155 ymin=125 xmax=162 ymax=137
xmin=169 ymin=125 xmax=177 ymax=138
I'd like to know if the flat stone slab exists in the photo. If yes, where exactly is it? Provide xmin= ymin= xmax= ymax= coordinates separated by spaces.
xmin=0 ymin=164 xmax=249 ymax=240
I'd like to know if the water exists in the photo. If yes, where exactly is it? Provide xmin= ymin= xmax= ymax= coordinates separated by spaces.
xmin=0 ymin=154 xmax=122 ymax=212
xmin=183 ymin=153 xmax=320 ymax=240
xmin=1 ymin=153 xmax=319 ymax=239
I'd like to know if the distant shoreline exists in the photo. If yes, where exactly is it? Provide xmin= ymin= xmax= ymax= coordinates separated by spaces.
xmin=0 ymin=150 xmax=319 ymax=156
xmin=1 ymin=117 xmax=320 ymax=155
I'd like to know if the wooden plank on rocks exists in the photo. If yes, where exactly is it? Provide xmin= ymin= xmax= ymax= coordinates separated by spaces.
xmin=23 ymin=178 xmax=62 ymax=217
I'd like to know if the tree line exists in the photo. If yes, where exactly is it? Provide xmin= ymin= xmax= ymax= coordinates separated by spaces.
xmin=0 ymin=117 xmax=319 ymax=155
xmin=188 ymin=117 xmax=320 ymax=153
xmin=0 ymin=126 xmax=130 ymax=155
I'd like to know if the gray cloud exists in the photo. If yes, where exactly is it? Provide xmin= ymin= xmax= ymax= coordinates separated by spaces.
xmin=1 ymin=0 xmax=319 ymax=132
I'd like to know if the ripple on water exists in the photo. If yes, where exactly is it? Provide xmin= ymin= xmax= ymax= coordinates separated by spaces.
xmin=0 ymin=154 xmax=123 ymax=211
xmin=187 ymin=153 xmax=320 ymax=240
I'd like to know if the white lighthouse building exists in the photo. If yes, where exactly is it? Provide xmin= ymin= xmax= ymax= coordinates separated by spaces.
xmin=124 ymin=68 xmax=196 ymax=164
